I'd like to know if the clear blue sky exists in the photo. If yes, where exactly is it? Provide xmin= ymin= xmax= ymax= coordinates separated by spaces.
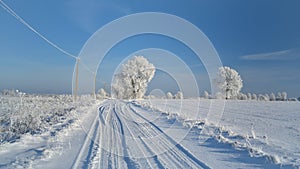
xmin=0 ymin=0 xmax=299 ymax=97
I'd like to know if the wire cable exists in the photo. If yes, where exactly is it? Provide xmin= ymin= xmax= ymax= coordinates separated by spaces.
xmin=0 ymin=1 xmax=112 ymax=91
xmin=0 ymin=0 xmax=77 ymax=59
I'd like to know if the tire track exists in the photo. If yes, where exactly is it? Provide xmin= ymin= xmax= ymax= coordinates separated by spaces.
xmin=112 ymin=105 xmax=139 ymax=169
xmin=123 ymin=105 xmax=191 ymax=168
xmin=121 ymin=104 xmax=185 ymax=168
xmin=118 ymin=104 xmax=155 ymax=169
xmin=129 ymin=103 xmax=211 ymax=169
xmin=91 ymin=100 xmax=210 ymax=169
xmin=71 ymin=108 xmax=100 ymax=169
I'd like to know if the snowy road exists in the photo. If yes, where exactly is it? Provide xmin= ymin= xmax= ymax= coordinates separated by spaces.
xmin=72 ymin=100 xmax=210 ymax=169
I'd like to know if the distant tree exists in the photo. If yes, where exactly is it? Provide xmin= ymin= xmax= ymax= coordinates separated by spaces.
xmin=1 ymin=89 xmax=23 ymax=97
xmin=175 ymin=91 xmax=183 ymax=99
xmin=277 ymin=92 xmax=282 ymax=101
xmin=97 ymin=88 xmax=108 ymax=99
xmin=252 ymin=93 xmax=257 ymax=100
xmin=237 ymin=93 xmax=242 ymax=100
xmin=282 ymin=92 xmax=287 ymax=101
xmin=288 ymin=98 xmax=298 ymax=101
xmin=2 ymin=89 xmax=10 ymax=96
xmin=166 ymin=92 xmax=173 ymax=99
xmin=241 ymin=93 xmax=248 ymax=100
xmin=258 ymin=94 xmax=268 ymax=101
xmin=112 ymin=56 xmax=155 ymax=99
xmin=265 ymin=94 xmax=270 ymax=101
xmin=203 ymin=91 xmax=210 ymax=99
xmin=215 ymin=92 xmax=224 ymax=99
xmin=270 ymin=93 xmax=276 ymax=101
xmin=247 ymin=93 xmax=252 ymax=100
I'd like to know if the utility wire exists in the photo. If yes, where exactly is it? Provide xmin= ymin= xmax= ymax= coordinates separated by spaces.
xmin=0 ymin=1 xmax=110 ymax=88
xmin=0 ymin=0 xmax=77 ymax=59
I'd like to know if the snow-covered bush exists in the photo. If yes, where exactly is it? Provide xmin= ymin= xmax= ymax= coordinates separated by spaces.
xmin=175 ymin=91 xmax=183 ymax=99
xmin=112 ymin=56 xmax=155 ymax=99
xmin=0 ymin=95 xmax=93 ymax=144
xmin=166 ymin=92 xmax=173 ymax=99
xmin=214 ymin=66 xmax=243 ymax=99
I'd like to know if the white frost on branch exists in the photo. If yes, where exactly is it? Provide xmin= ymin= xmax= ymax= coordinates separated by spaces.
xmin=112 ymin=56 xmax=155 ymax=99
xmin=214 ymin=66 xmax=243 ymax=99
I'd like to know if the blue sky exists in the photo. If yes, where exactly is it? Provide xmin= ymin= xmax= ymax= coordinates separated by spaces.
xmin=0 ymin=0 xmax=299 ymax=97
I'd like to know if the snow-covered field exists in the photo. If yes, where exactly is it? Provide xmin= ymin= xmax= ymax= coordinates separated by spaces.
xmin=140 ymin=99 xmax=300 ymax=168
xmin=0 ymin=95 xmax=98 ymax=168
xmin=0 ymin=96 xmax=299 ymax=169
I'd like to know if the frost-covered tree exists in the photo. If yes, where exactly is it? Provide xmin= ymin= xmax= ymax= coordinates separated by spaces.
xmin=215 ymin=92 xmax=224 ymax=99
xmin=270 ymin=93 xmax=276 ymax=101
xmin=2 ymin=89 xmax=18 ymax=96
xmin=277 ymin=92 xmax=282 ymax=101
xmin=166 ymin=92 xmax=173 ymax=99
xmin=265 ymin=94 xmax=270 ymax=101
xmin=252 ymin=94 xmax=257 ymax=100
xmin=175 ymin=91 xmax=183 ymax=99
xmin=215 ymin=66 xmax=243 ymax=99
xmin=238 ymin=93 xmax=248 ymax=100
xmin=282 ymin=92 xmax=287 ymax=101
xmin=112 ymin=56 xmax=155 ymax=99
xmin=258 ymin=94 xmax=268 ymax=101
xmin=203 ymin=91 xmax=210 ymax=99
xmin=97 ymin=88 xmax=108 ymax=99
xmin=247 ymin=93 xmax=252 ymax=100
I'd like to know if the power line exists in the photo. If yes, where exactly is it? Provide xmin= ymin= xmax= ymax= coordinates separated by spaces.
xmin=0 ymin=0 xmax=77 ymax=59
xmin=0 ymin=0 xmax=110 ymax=97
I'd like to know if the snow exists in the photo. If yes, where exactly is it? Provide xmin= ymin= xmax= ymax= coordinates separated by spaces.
xmin=141 ymin=99 xmax=300 ymax=168
xmin=0 ymin=95 xmax=98 ymax=168
xmin=0 ymin=96 xmax=299 ymax=168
